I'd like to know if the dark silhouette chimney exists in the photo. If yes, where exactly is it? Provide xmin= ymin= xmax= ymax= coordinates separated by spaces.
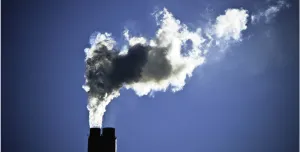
xmin=88 ymin=127 xmax=117 ymax=152
xmin=88 ymin=128 xmax=102 ymax=152
xmin=101 ymin=128 xmax=117 ymax=152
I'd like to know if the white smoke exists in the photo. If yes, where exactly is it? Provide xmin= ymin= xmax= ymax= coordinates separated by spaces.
xmin=213 ymin=9 xmax=249 ymax=41
xmin=251 ymin=0 xmax=290 ymax=24
xmin=124 ymin=8 xmax=206 ymax=96
xmin=83 ymin=7 xmax=249 ymax=128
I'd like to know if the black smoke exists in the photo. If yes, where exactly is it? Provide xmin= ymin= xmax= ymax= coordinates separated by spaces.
xmin=109 ymin=44 xmax=149 ymax=87
xmin=85 ymin=43 xmax=149 ymax=101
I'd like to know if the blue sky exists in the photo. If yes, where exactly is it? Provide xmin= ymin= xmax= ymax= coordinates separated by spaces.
xmin=2 ymin=0 xmax=299 ymax=152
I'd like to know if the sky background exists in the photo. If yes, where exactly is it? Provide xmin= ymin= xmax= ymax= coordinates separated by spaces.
xmin=2 ymin=0 xmax=299 ymax=152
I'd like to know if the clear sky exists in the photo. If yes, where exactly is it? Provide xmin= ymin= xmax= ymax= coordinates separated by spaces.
xmin=2 ymin=0 xmax=299 ymax=152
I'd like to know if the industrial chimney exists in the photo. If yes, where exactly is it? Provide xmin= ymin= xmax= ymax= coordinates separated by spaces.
xmin=88 ymin=128 xmax=117 ymax=152
xmin=101 ymin=128 xmax=117 ymax=152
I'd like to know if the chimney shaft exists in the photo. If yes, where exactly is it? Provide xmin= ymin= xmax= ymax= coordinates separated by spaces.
xmin=101 ymin=128 xmax=117 ymax=152
xmin=88 ymin=127 xmax=117 ymax=152
xmin=88 ymin=128 xmax=102 ymax=152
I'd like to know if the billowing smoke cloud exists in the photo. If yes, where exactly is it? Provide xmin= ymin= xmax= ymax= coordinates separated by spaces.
xmin=213 ymin=9 xmax=248 ymax=41
xmin=83 ymin=8 xmax=249 ymax=128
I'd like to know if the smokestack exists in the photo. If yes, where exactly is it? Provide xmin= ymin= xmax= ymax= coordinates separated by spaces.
xmin=101 ymin=128 xmax=117 ymax=152
xmin=88 ymin=127 xmax=117 ymax=152
xmin=88 ymin=128 xmax=102 ymax=152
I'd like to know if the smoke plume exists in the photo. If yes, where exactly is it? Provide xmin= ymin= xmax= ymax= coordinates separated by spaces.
xmin=83 ymin=8 xmax=249 ymax=128
xmin=251 ymin=0 xmax=290 ymax=24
